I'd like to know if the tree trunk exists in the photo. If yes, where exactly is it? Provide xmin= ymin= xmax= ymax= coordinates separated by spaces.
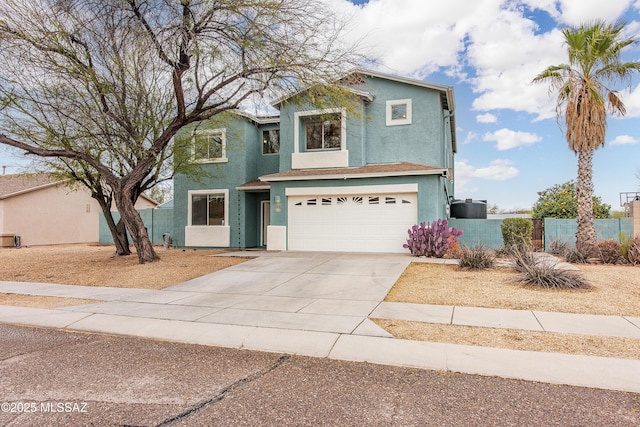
xmin=576 ymin=149 xmax=596 ymax=254
xmin=114 ymin=188 xmax=159 ymax=264
xmin=91 ymin=192 xmax=131 ymax=256
xmin=113 ymin=218 xmax=131 ymax=255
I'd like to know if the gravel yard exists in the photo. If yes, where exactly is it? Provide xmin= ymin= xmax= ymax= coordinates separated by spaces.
xmin=376 ymin=262 xmax=640 ymax=359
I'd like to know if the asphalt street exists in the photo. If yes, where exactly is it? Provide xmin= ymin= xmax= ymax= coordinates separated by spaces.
xmin=0 ymin=324 xmax=638 ymax=426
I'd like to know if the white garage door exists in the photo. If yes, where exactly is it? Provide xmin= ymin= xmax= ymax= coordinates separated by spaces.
xmin=288 ymin=193 xmax=417 ymax=253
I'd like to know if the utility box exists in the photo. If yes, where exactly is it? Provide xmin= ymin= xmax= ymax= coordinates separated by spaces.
xmin=0 ymin=234 xmax=15 ymax=248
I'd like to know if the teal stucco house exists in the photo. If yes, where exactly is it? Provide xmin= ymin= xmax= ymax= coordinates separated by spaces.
xmin=173 ymin=70 xmax=456 ymax=253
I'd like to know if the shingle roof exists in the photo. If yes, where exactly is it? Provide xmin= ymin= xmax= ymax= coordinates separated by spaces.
xmin=0 ymin=174 xmax=64 ymax=199
xmin=261 ymin=162 xmax=447 ymax=182
xmin=236 ymin=179 xmax=271 ymax=190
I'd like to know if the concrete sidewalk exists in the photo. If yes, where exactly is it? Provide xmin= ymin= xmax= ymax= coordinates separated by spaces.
xmin=0 ymin=251 xmax=639 ymax=394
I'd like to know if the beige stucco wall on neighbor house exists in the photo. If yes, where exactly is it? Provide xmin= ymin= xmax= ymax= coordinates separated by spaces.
xmin=129 ymin=196 xmax=157 ymax=210
xmin=0 ymin=182 xmax=157 ymax=247
xmin=1 ymin=183 xmax=101 ymax=246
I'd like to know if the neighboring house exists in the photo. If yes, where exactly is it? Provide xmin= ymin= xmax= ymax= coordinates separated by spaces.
xmin=173 ymin=69 xmax=456 ymax=253
xmin=0 ymin=174 xmax=157 ymax=247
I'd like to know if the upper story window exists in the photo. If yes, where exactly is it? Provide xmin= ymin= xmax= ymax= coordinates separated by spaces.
xmin=190 ymin=191 xmax=227 ymax=226
xmin=292 ymin=108 xmax=347 ymax=169
xmin=262 ymin=129 xmax=280 ymax=155
xmin=304 ymin=113 xmax=341 ymax=150
xmin=386 ymin=99 xmax=412 ymax=126
xmin=192 ymin=129 xmax=227 ymax=163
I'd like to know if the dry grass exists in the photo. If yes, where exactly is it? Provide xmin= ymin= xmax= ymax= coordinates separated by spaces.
xmin=0 ymin=293 xmax=99 ymax=309
xmin=374 ymin=319 xmax=640 ymax=360
xmin=381 ymin=262 xmax=640 ymax=359
xmin=0 ymin=245 xmax=247 ymax=290
xmin=0 ymin=245 xmax=248 ymax=308
xmin=388 ymin=263 xmax=640 ymax=316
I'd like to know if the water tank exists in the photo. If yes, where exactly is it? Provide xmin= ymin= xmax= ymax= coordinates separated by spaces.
xmin=450 ymin=199 xmax=487 ymax=219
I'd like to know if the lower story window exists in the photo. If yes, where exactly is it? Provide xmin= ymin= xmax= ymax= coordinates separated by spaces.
xmin=191 ymin=193 xmax=225 ymax=225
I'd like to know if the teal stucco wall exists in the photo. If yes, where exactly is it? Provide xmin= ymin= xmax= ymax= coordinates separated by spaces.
xmin=360 ymin=77 xmax=446 ymax=167
xmin=277 ymin=76 xmax=453 ymax=173
xmin=172 ymin=113 xmax=278 ymax=248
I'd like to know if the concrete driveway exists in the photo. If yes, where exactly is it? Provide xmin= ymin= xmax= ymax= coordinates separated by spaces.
xmin=162 ymin=251 xmax=410 ymax=335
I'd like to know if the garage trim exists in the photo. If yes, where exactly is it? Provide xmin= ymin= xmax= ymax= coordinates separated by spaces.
xmin=285 ymin=183 xmax=418 ymax=197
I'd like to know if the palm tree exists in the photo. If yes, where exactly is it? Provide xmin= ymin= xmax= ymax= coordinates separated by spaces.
xmin=533 ymin=21 xmax=640 ymax=254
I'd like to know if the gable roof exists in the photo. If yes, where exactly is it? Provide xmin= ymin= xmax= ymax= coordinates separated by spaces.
xmin=352 ymin=69 xmax=455 ymax=111
xmin=0 ymin=174 xmax=65 ymax=199
xmin=0 ymin=173 xmax=159 ymax=206
xmin=269 ymin=68 xmax=457 ymax=150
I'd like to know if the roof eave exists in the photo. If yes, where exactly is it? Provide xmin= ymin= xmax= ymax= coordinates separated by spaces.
xmin=236 ymin=185 xmax=271 ymax=191
xmin=260 ymin=168 xmax=448 ymax=183
xmin=271 ymin=85 xmax=374 ymax=109
xmin=0 ymin=179 xmax=68 ymax=200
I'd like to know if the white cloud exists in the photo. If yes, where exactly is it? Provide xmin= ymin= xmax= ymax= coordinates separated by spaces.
xmin=482 ymin=128 xmax=541 ymax=150
xmin=455 ymin=159 xmax=520 ymax=193
xmin=553 ymin=0 xmax=631 ymax=25
xmin=467 ymin=14 xmax=566 ymax=120
xmin=617 ymin=85 xmax=640 ymax=118
xmin=476 ymin=113 xmax=497 ymax=123
xmin=462 ymin=131 xmax=478 ymax=145
xmin=610 ymin=134 xmax=640 ymax=145
xmin=455 ymin=159 xmax=520 ymax=181
xmin=328 ymin=0 xmax=479 ymax=77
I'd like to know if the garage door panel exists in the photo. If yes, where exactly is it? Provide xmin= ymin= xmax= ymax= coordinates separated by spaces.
xmin=288 ymin=193 xmax=417 ymax=253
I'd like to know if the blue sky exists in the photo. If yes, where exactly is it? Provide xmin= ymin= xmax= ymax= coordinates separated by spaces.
xmin=330 ymin=0 xmax=640 ymax=211
xmin=2 ymin=0 xmax=640 ymax=211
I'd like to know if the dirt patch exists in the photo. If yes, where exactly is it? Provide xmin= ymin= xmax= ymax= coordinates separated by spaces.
xmin=374 ymin=319 xmax=640 ymax=360
xmin=0 ymin=293 xmax=100 ymax=309
xmin=388 ymin=263 xmax=640 ymax=316
xmin=0 ymin=245 xmax=247 ymax=289
xmin=380 ymin=261 xmax=640 ymax=358
xmin=0 ymin=245 xmax=248 ymax=307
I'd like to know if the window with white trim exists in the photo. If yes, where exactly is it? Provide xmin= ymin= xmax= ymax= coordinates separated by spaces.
xmin=304 ymin=113 xmax=341 ymax=150
xmin=192 ymin=129 xmax=226 ymax=162
xmin=386 ymin=99 xmax=412 ymax=126
xmin=190 ymin=192 xmax=226 ymax=226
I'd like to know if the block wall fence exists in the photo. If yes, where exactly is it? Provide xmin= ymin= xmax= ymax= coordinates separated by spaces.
xmin=99 ymin=208 xmax=173 ymax=246
xmin=449 ymin=217 xmax=635 ymax=251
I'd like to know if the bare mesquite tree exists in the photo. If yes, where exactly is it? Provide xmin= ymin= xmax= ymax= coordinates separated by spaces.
xmin=0 ymin=0 xmax=360 ymax=263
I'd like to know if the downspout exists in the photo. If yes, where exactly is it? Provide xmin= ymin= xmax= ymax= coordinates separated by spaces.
xmin=442 ymin=110 xmax=455 ymax=217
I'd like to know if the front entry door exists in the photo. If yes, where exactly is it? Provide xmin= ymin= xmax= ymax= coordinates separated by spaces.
xmin=260 ymin=201 xmax=270 ymax=246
